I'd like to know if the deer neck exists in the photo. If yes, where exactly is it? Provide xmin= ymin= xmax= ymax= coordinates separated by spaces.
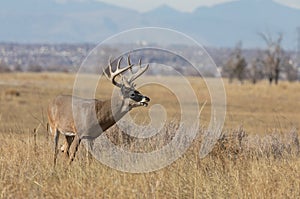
xmin=95 ymin=98 xmax=130 ymax=131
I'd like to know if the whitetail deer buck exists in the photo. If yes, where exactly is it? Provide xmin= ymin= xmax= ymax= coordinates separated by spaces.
xmin=47 ymin=56 xmax=150 ymax=166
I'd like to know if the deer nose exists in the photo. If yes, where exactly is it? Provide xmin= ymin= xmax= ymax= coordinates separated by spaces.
xmin=144 ymin=96 xmax=150 ymax=102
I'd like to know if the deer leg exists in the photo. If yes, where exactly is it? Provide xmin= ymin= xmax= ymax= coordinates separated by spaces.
xmin=53 ymin=129 xmax=60 ymax=166
xmin=63 ymin=135 xmax=74 ymax=158
xmin=69 ymin=135 xmax=81 ymax=165
xmin=86 ymin=139 xmax=94 ymax=164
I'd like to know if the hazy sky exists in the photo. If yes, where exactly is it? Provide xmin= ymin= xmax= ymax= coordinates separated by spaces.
xmin=93 ymin=0 xmax=300 ymax=12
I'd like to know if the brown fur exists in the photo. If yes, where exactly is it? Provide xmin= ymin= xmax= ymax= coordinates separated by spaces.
xmin=48 ymin=90 xmax=149 ymax=165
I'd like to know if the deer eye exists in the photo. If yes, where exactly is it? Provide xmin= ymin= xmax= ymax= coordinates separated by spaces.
xmin=129 ymin=92 xmax=135 ymax=97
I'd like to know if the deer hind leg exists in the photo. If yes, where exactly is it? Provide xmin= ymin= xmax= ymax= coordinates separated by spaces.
xmin=53 ymin=129 xmax=60 ymax=166
xmin=63 ymin=135 xmax=74 ymax=158
xmin=69 ymin=135 xmax=81 ymax=165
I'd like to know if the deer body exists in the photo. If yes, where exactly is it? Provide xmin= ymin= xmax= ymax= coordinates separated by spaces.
xmin=48 ymin=95 xmax=128 ymax=139
xmin=48 ymin=56 xmax=150 ymax=165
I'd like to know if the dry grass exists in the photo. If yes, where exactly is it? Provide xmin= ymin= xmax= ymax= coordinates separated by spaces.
xmin=0 ymin=72 xmax=300 ymax=198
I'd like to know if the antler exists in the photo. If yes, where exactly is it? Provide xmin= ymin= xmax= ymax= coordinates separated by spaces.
xmin=103 ymin=57 xmax=133 ymax=88
xmin=103 ymin=55 xmax=149 ymax=88
xmin=126 ymin=56 xmax=149 ymax=86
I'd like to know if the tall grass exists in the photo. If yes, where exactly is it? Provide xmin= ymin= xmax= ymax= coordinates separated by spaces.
xmin=1 ymin=73 xmax=300 ymax=198
xmin=1 ymin=123 xmax=300 ymax=198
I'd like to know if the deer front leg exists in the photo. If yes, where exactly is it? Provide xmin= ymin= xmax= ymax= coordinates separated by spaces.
xmin=53 ymin=129 xmax=60 ymax=167
xmin=86 ymin=139 xmax=94 ymax=164
xmin=68 ymin=135 xmax=81 ymax=165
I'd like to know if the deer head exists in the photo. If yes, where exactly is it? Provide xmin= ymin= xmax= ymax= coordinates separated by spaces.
xmin=103 ymin=56 xmax=150 ymax=112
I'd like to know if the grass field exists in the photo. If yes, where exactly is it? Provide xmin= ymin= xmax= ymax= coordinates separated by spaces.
xmin=0 ymin=72 xmax=300 ymax=198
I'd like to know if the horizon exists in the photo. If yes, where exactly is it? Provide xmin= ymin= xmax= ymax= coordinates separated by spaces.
xmin=52 ymin=0 xmax=300 ymax=12
xmin=90 ymin=0 xmax=299 ymax=13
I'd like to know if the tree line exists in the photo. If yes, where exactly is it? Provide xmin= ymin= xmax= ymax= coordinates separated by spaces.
xmin=222 ymin=32 xmax=299 ymax=85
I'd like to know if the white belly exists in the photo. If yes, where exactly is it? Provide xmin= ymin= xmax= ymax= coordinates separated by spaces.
xmin=61 ymin=131 xmax=76 ymax=136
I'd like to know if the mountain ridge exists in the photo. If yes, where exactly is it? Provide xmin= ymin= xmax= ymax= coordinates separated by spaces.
xmin=0 ymin=0 xmax=299 ymax=48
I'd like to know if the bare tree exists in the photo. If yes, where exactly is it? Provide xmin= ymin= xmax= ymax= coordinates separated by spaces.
xmin=223 ymin=42 xmax=247 ymax=84
xmin=259 ymin=32 xmax=284 ymax=85
xmin=248 ymin=58 xmax=264 ymax=84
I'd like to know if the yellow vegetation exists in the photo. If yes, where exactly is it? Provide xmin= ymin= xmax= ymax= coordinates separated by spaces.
xmin=0 ymin=73 xmax=299 ymax=198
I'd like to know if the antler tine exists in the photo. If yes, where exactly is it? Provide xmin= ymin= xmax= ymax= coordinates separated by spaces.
xmin=102 ymin=57 xmax=113 ymax=79
xmin=127 ymin=55 xmax=131 ymax=66
xmin=102 ymin=67 xmax=110 ymax=79
xmin=116 ymin=57 xmax=123 ymax=70
xmin=108 ymin=58 xmax=113 ymax=74
xmin=127 ymin=55 xmax=134 ymax=75
xmin=128 ymin=60 xmax=149 ymax=84
xmin=103 ymin=56 xmax=134 ymax=87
